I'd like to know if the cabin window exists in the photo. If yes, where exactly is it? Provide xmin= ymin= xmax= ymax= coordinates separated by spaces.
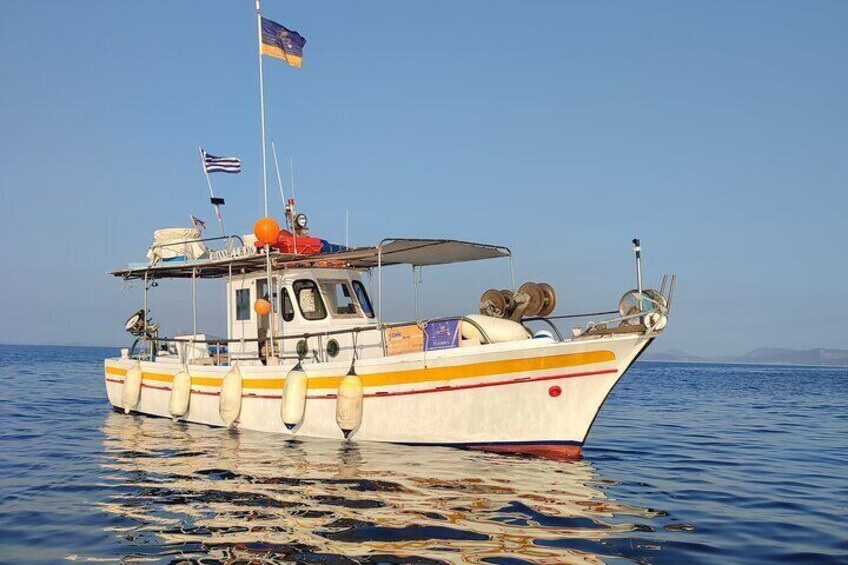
xmin=293 ymin=280 xmax=327 ymax=320
xmin=281 ymin=288 xmax=295 ymax=322
xmin=235 ymin=288 xmax=251 ymax=321
xmin=352 ymin=280 xmax=374 ymax=318
xmin=320 ymin=280 xmax=360 ymax=318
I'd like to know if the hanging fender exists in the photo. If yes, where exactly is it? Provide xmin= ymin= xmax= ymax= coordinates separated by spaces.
xmin=219 ymin=365 xmax=243 ymax=427
xmin=122 ymin=362 xmax=143 ymax=414
xmin=335 ymin=368 xmax=363 ymax=438
xmin=169 ymin=368 xmax=192 ymax=420
xmin=281 ymin=363 xmax=308 ymax=430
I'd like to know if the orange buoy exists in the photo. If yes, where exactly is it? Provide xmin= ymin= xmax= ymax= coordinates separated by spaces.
xmin=254 ymin=217 xmax=280 ymax=245
xmin=254 ymin=298 xmax=272 ymax=316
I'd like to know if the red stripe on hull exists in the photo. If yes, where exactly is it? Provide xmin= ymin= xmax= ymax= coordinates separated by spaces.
xmin=106 ymin=368 xmax=617 ymax=400
xmin=469 ymin=443 xmax=582 ymax=461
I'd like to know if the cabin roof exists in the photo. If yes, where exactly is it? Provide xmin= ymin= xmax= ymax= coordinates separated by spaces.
xmin=110 ymin=238 xmax=511 ymax=280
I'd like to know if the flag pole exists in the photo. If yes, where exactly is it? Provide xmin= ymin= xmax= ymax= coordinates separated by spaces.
xmin=256 ymin=0 xmax=276 ymax=362
xmin=199 ymin=147 xmax=226 ymax=237
xmin=256 ymin=0 xmax=269 ymax=217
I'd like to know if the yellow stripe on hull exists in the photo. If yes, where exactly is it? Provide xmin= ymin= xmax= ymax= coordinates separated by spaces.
xmin=105 ymin=349 xmax=615 ymax=391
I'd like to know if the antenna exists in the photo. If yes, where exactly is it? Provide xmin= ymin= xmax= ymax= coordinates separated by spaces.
xmin=345 ymin=209 xmax=349 ymax=248
xmin=289 ymin=156 xmax=297 ymax=202
xmin=632 ymin=238 xmax=643 ymax=311
xmin=270 ymin=140 xmax=289 ymax=229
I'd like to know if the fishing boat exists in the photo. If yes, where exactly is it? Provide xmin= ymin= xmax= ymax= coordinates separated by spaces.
xmin=103 ymin=2 xmax=674 ymax=459
xmin=105 ymin=211 xmax=674 ymax=459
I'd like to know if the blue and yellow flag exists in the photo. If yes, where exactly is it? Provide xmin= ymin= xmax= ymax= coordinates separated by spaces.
xmin=261 ymin=17 xmax=306 ymax=68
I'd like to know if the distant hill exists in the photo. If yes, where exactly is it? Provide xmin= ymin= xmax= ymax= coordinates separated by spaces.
xmin=643 ymin=349 xmax=709 ymax=363
xmin=644 ymin=347 xmax=848 ymax=367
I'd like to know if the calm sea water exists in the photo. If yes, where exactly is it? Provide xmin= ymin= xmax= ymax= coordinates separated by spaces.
xmin=0 ymin=344 xmax=845 ymax=564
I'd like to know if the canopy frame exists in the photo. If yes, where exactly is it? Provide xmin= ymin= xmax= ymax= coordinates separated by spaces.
xmin=111 ymin=237 xmax=513 ymax=282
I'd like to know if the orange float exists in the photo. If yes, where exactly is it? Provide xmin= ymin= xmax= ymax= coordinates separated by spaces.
xmin=254 ymin=217 xmax=280 ymax=245
xmin=254 ymin=298 xmax=272 ymax=316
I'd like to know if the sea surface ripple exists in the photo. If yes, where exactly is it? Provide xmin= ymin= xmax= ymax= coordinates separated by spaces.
xmin=0 ymin=344 xmax=845 ymax=564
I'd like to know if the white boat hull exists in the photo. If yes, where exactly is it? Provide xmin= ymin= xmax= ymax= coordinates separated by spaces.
xmin=104 ymin=334 xmax=652 ymax=459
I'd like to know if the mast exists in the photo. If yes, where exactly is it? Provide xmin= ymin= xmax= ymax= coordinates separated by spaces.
xmin=256 ymin=0 xmax=269 ymax=217
xmin=256 ymin=0 xmax=275 ymax=361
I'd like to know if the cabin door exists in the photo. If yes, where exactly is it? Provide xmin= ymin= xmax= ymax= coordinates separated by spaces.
xmin=255 ymin=278 xmax=277 ymax=358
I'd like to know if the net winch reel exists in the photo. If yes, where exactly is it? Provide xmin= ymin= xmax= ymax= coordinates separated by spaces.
xmin=617 ymin=289 xmax=669 ymax=331
xmin=479 ymin=282 xmax=556 ymax=320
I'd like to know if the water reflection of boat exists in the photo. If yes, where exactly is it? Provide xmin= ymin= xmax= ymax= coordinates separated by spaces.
xmin=99 ymin=413 xmax=668 ymax=564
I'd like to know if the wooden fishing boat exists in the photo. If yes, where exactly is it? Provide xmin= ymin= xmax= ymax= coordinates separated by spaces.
xmin=105 ymin=227 xmax=674 ymax=459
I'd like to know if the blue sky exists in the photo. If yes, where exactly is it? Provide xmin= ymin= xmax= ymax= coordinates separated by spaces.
xmin=1 ymin=1 xmax=846 ymax=355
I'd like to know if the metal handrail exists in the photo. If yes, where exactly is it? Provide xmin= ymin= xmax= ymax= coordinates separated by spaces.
xmin=157 ymin=315 xmax=494 ymax=346
xmin=522 ymin=300 xmax=672 ymax=341
xmin=152 ymin=234 xmax=245 ymax=250
xmin=128 ymin=315 xmax=496 ymax=363
xmin=522 ymin=310 xmax=619 ymax=341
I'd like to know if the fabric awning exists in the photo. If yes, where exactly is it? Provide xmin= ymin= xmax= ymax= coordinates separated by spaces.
xmin=111 ymin=238 xmax=511 ymax=280
xmin=276 ymin=239 xmax=511 ymax=268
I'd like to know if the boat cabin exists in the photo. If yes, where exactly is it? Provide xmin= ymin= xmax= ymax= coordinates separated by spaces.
xmin=111 ymin=236 xmax=518 ymax=367
xmin=226 ymin=267 xmax=381 ymax=363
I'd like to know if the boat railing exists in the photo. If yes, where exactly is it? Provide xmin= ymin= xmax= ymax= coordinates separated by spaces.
xmin=127 ymin=315 xmax=494 ymax=364
xmin=523 ymin=294 xmax=672 ymax=341
xmin=155 ymin=234 xmax=245 ymax=248
xmin=522 ymin=311 xmax=619 ymax=341
xmin=151 ymin=234 xmax=246 ymax=256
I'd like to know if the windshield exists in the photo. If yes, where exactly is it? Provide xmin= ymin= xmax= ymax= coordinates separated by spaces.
xmin=319 ymin=280 xmax=360 ymax=318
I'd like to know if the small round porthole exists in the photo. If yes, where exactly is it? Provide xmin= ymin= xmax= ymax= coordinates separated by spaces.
xmin=327 ymin=339 xmax=340 ymax=358
xmin=296 ymin=339 xmax=308 ymax=359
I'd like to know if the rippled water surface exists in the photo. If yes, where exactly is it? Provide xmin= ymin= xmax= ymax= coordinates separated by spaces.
xmin=0 ymin=345 xmax=846 ymax=564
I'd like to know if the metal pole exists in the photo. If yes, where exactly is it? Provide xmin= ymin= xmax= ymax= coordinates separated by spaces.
xmin=289 ymin=157 xmax=296 ymax=202
xmin=143 ymin=271 xmax=148 ymax=359
xmin=271 ymin=140 xmax=288 ymax=227
xmin=256 ymin=0 xmax=275 ymax=362
xmin=227 ymin=263 xmax=233 ymax=361
xmin=191 ymin=267 xmax=197 ymax=337
xmin=632 ymin=238 xmax=643 ymax=311
xmin=265 ymin=244 xmax=276 ymax=362
xmin=667 ymin=275 xmax=677 ymax=314
xmin=345 ymin=209 xmax=349 ymax=248
xmin=289 ymin=157 xmax=298 ymax=254
xmin=508 ymin=252 xmax=516 ymax=291
xmin=256 ymin=0 xmax=269 ymax=217
xmin=199 ymin=147 xmax=226 ymax=237
xmin=377 ymin=246 xmax=382 ymax=323
xmin=412 ymin=266 xmax=419 ymax=320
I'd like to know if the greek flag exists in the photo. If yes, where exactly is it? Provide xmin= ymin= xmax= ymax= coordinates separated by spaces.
xmin=202 ymin=150 xmax=241 ymax=174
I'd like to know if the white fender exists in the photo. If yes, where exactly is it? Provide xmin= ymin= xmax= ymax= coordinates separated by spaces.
xmin=169 ymin=368 xmax=192 ymax=420
xmin=461 ymin=315 xmax=530 ymax=343
xmin=335 ymin=371 xmax=363 ymax=438
xmin=281 ymin=363 xmax=308 ymax=430
xmin=121 ymin=362 xmax=143 ymax=414
xmin=219 ymin=365 xmax=243 ymax=427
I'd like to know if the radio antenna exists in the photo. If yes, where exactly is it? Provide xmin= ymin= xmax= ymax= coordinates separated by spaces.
xmin=289 ymin=156 xmax=297 ymax=202
xmin=270 ymin=140 xmax=289 ymax=229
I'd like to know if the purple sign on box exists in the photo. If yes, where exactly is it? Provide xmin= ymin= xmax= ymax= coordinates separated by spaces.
xmin=424 ymin=319 xmax=461 ymax=351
